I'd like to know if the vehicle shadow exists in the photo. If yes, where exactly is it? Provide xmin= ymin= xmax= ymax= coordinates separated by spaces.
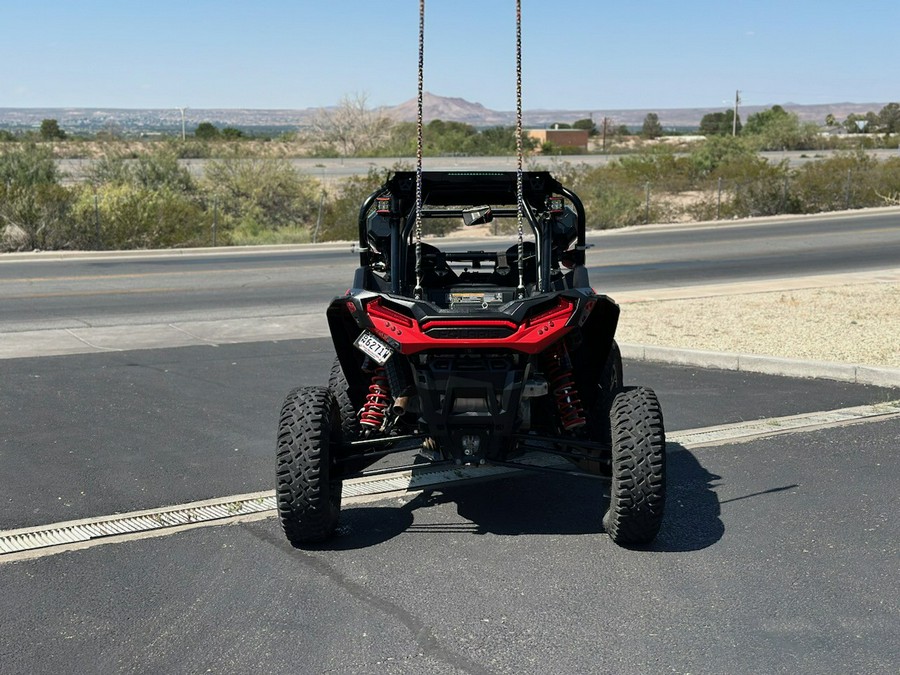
xmin=324 ymin=442 xmax=725 ymax=552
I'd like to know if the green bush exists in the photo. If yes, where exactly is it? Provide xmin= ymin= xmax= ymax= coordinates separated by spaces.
xmin=0 ymin=143 xmax=73 ymax=250
xmin=203 ymin=156 xmax=320 ymax=235
xmin=85 ymin=145 xmax=195 ymax=192
xmin=316 ymin=169 xmax=386 ymax=242
xmin=70 ymin=184 xmax=212 ymax=249
xmin=133 ymin=147 xmax=195 ymax=192
xmin=0 ymin=142 xmax=59 ymax=186
xmin=689 ymin=136 xmax=757 ymax=178
xmin=791 ymin=152 xmax=900 ymax=212
xmin=614 ymin=148 xmax=693 ymax=191
xmin=567 ymin=166 xmax=646 ymax=228
xmin=0 ymin=182 xmax=75 ymax=250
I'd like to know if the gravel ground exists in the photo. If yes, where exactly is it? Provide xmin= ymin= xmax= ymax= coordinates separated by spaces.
xmin=615 ymin=281 xmax=900 ymax=368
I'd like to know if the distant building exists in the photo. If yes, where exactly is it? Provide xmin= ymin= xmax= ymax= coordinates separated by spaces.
xmin=527 ymin=128 xmax=589 ymax=152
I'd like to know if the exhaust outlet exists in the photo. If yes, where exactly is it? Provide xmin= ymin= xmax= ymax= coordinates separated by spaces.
xmin=392 ymin=396 xmax=409 ymax=416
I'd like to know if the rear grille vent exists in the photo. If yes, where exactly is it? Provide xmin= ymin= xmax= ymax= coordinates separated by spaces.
xmin=424 ymin=326 xmax=514 ymax=340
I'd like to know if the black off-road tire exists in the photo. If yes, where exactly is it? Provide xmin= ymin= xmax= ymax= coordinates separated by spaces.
xmin=328 ymin=357 xmax=360 ymax=442
xmin=603 ymin=386 xmax=666 ymax=546
xmin=589 ymin=340 xmax=623 ymax=446
xmin=575 ymin=340 xmax=623 ymax=474
xmin=276 ymin=386 xmax=342 ymax=546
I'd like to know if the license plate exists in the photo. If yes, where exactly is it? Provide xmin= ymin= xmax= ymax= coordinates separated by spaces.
xmin=449 ymin=291 xmax=505 ymax=307
xmin=354 ymin=331 xmax=393 ymax=365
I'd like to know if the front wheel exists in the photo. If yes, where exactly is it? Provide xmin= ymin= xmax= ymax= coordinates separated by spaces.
xmin=276 ymin=386 xmax=342 ymax=546
xmin=603 ymin=386 xmax=666 ymax=546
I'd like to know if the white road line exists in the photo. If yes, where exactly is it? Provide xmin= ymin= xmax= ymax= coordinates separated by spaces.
xmin=2 ymin=399 xmax=898 ymax=561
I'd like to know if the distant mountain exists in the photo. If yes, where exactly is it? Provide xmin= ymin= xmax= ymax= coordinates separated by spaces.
xmin=385 ymin=94 xmax=892 ymax=128
xmin=0 ymin=95 xmax=893 ymax=132
xmin=384 ymin=92 xmax=510 ymax=125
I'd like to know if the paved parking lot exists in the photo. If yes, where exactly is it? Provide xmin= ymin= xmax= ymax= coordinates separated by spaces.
xmin=1 ymin=339 xmax=898 ymax=673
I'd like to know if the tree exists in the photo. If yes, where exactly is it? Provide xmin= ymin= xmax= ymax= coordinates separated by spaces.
xmin=309 ymin=92 xmax=393 ymax=157
xmin=39 ymin=119 xmax=66 ymax=140
xmin=843 ymin=113 xmax=866 ymax=133
xmin=194 ymin=122 xmax=220 ymax=140
xmin=641 ymin=113 xmax=663 ymax=139
xmin=222 ymin=127 xmax=244 ymax=139
xmin=572 ymin=118 xmax=599 ymax=136
xmin=877 ymin=103 xmax=900 ymax=133
xmin=699 ymin=110 xmax=741 ymax=136
xmin=745 ymin=106 xmax=816 ymax=149
xmin=744 ymin=105 xmax=789 ymax=135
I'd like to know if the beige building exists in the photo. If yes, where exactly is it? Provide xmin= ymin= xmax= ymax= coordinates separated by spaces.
xmin=527 ymin=128 xmax=589 ymax=152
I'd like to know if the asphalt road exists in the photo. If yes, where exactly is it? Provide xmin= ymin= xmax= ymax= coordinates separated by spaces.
xmin=1 ymin=343 xmax=898 ymax=673
xmin=2 ymin=210 xmax=899 ymax=334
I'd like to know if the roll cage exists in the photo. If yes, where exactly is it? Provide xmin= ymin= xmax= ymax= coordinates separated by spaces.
xmin=354 ymin=171 xmax=589 ymax=300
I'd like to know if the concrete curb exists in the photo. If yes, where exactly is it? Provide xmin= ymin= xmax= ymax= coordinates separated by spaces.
xmin=620 ymin=343 xmax=900 ymax=388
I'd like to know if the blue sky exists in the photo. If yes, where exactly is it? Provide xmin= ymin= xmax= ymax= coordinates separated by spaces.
xmin=1 ymin=0 xmax=896 ymax=111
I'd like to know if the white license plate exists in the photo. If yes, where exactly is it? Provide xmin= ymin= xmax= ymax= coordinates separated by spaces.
xmin=354 ymin=331 xmax=393 ymax=365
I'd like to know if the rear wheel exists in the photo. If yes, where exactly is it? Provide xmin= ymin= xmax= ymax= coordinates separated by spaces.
xmin=589 ymin=340 xmax=623 ymax=446
xmin=328 ymin=357 xmax=360 ymax=442
xmin=603 ymin=386 xmax=666 ymax=546
xmin=576 ymin=340 xmax=623 ymax=474
xmin=276 ymin=386 xmax=342 ymax=546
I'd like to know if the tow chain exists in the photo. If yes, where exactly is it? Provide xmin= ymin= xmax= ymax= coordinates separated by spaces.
xmin=514 ymin=0 xmax=525 ymax=299
xmin=414 ymin=0 xmax=425 ymax=299
xmin=413 ymin=0 xmax=526 ymax=300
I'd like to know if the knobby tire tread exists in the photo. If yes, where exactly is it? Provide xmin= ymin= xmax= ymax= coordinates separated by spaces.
xmin=604 ymin=386 xmax=666 ymax=546
xmin=328 ymin=357 xmax=360 ymax=442
xmin=276 ymin=386 xmax=341 ymax=546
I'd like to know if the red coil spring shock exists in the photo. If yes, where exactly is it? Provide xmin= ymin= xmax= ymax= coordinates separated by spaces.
xmin=544 ymin=343 xmax=586 ymax=431
xmin=359 ymin=367 xmax=391 ymax=431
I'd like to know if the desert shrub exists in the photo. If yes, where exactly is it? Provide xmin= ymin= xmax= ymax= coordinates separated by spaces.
xmin=70 ymin=184 xmax=212 ymax=249
xmin=316 ymin=169 xmax=387 ymax=242
xmin=0 ymin=143 xmax=75 ymax=250
xmin=790 ymin=152 xmax=873 ymax=212
xmin=85 ymin=150 xmax=133 ymax=186
xmin=567 ymin=165 xmax=646 ymax=228
xmin=0 ymin=182 xmax=76 ymax=251
xmin=86 ymin=146 xmax=196 ymax=193
xmin=612 ymin=148 xmax=693 ymax=192
xmin=203 ymin=156 xmax=320 ymax=235
xmin=313 ymin=163 xmax=457 ymax=242
xmin=0 ymin=142 xmax=59 ymax=186
xmin=714 ymin=157 xmax=794 ymax=218
xmin=133 ymin=147 xmax=195 ymax=192
xmin=688 ymin=136 xmax=757 ymax=178
xmin=169 ymin=139 xmax=213 ymax=159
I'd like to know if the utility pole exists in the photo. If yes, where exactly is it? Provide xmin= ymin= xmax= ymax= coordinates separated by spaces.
xmin=178 ymin=107 xmax=188 ymax=141
xmin=733 ymin=90 xmax=741 ymax=136
xmin=602 ymin=116 xmax=610 ymax=152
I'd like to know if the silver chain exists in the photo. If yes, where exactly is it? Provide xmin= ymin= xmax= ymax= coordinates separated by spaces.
xmin=515 ymin=0 xmax=525 ymax=299
xmin=414 ymin=0 xmax=425 ymax=299
xmin=413 ymin=0 xmax=522 ymax=299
